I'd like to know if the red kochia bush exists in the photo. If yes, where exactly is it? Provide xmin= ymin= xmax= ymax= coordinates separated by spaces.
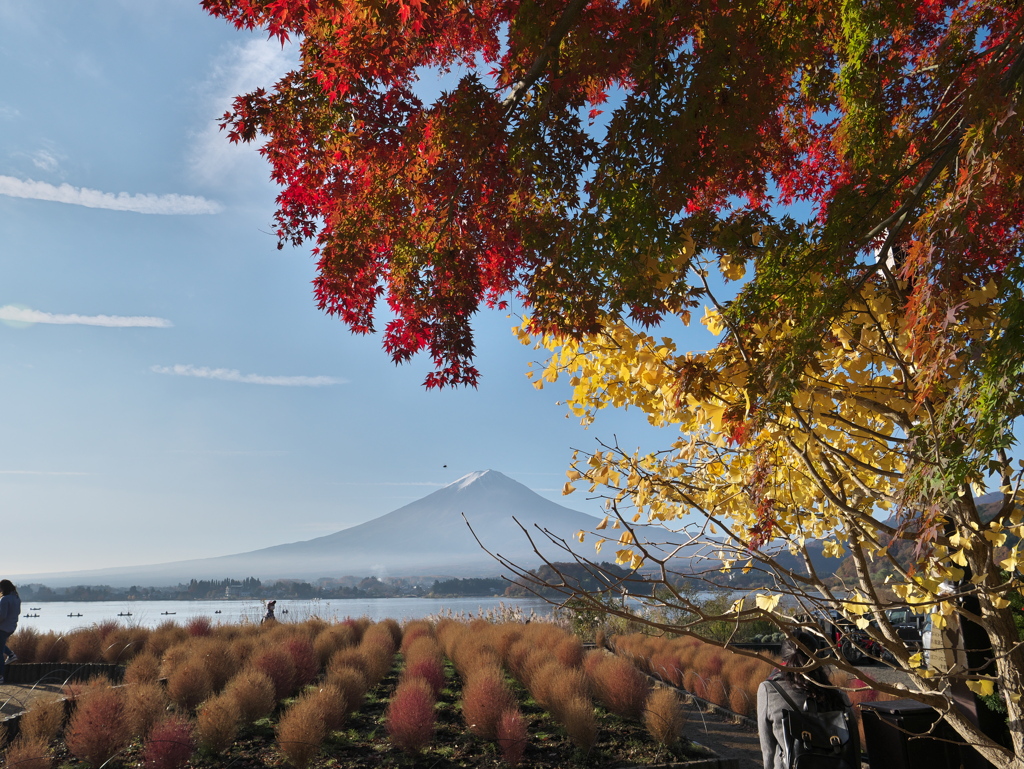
xmin=250 ymin=646 xmax=298 ymax=700
xmin=462 ymin=668 xmax=516 ymax=740
xmin=554 ymin=635 xmax=584 ymax=668
xmin=650 ymin=651 xmax=684 ymax=687
xmin=66 ymin=629 xmax=104 ymax=663
xmin=313 ymin=624 xmax=357 ymax=665
xmin=277 ymin=693 xmax=328 ymax=768
xmin=586 ymin=652 xmax=650 ymax=720
xmin=386 ymin=678 xmax=436 ymax=755
xmin=325 ymin=665 xmax=368 ymax=718
xmin=497 ymin=709 xmax=528 ymax=768
xmin=143 ymin=716 xmax=196 ymax=769
xmin=224 ymin=668 xmax=278 ymax=725
xmin=644 ymin=687 xmax=687 ymax=748
xmin=7 ymin=626 xmax=39 ymax=661
xmin=186 ymin=616 xmax=214 ymax=637
xmin=65 ymin=686 xmax=130 ymax=767
xmin=400 ymin=620 xmax=433 ymax=653
xmin=3 ymin=737 xmax=53 ymax=769
xmin=165 ymin=659 xmax=213 ymax=712
xmin=405 ymin=656 xmax=445 ymax=698
xmin=34 ymin=632 xmax=69 ymax=663
xmin=285 ymin=637 xmax=320 ymax=687
xmin=358 ymin=632 xmax=397 ymax=686
xmin=378 ymin=618 xmax=403 ymax=648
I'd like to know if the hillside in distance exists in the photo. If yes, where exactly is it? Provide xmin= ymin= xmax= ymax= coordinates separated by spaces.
xmin=16 ymin=470 xmax=602 ymax=587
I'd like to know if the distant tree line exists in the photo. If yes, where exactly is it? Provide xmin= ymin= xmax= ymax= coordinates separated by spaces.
xmin=15 ymin=575 xmax=435 ymax=601
xmin=428 ymin=577 xmax=509 ymax=597
xmin=504 ymin=562 xmax=639 ymax=598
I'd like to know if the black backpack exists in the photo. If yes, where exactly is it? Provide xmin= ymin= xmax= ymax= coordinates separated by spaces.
xmin=768 ymin=681 xmax=858 ymax=769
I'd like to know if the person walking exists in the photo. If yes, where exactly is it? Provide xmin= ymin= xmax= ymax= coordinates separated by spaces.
xmin=756 ymin=630 xmax=859 ymax=769
xmin=0 ymin=580 xmax=22 ymax=684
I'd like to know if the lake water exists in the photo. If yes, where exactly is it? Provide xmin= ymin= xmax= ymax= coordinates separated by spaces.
xmin=14 ymin=596 xmax=556 ymax=635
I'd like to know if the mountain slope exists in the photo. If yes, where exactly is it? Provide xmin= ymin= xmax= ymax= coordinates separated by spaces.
xmin=16 ymin=471 xmax=601 ymax=587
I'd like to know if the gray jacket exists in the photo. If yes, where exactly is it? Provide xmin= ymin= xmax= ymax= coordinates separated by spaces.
xmin=756 ymin=677 xmax=857 ymax=769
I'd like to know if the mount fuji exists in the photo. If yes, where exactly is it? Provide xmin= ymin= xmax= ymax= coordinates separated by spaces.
xmin=16 ymin=470 xmax=603 ymax=587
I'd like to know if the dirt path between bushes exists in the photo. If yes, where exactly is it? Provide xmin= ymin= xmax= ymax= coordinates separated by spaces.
xmin=679 ymin=696 xmax=762 ymax=769
xmin=0 ymin=681 xmax=65 ymax=720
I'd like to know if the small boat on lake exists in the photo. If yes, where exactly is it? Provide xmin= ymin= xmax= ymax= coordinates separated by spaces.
xmin=161 ymin=611 xmax=176 ymax=615
xmin=118 ymin=612 xmax=132 ymax=616
xmin=67 ymin=613 xmax=83 ymax=617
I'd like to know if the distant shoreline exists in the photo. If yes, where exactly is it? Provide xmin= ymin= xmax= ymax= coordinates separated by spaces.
xmin=19 ymin=594 xmax=511 ymax=603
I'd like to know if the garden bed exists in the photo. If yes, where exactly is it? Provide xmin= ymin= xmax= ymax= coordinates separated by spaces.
xmin=1 ymin=617 xmax=739 ymax=769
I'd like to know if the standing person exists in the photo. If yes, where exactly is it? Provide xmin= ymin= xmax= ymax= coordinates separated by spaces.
xmin=0 ymin=580 xmax=21 ymax=685
xmin=757 ymin=630 xmax=859 ymax=769
xmin=262 ymin=600 xmax=277 ymax=623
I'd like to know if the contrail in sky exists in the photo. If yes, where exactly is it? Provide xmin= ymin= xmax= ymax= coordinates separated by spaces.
xmin=0 ymin=175 xmax=223 ymax=215
xmin=0 ymin=306 xmax=172 ymax=327
xmin=152 ymin=364 xmax=346 ymax=387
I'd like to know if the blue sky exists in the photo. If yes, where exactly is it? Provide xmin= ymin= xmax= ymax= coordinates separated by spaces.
xmin=0 ymin=1 xmax=714 ymax=578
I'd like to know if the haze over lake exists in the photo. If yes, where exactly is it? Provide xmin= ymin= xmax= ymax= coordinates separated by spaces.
xmin=16 ymin=596 xmax=555 ymax=635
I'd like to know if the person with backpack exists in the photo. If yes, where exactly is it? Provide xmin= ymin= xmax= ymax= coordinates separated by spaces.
xmin=757 ymin=630 xmax=860 ymax=768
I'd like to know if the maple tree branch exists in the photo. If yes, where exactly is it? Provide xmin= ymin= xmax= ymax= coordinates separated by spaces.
xmin=502 ymin=0 xmax=590 ymax=113
xmin=864 ymin=30 xmax=1024 ymax=262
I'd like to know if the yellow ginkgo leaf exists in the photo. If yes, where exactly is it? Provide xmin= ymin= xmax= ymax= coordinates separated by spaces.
xmin=701 ymin=307 xmax=725 ymax=336
xmin=966 ymin=679 xmax=995 ymax=697
xmin=983 ymin=530 xmax=1007 ymax=547
xmin=755 ymin=594 xmax=781 ymax=613
xmin=596 ymin=516 xmax=609 ymax=530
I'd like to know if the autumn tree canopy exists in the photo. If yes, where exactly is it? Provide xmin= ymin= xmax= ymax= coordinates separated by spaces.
xmin=516 ymin=265 xmax=1022 ymax=765
xmin=203 ymin=0 xmax=1024 ymax=765
xmin=203 ymin=0 xmax=1024 ymax=388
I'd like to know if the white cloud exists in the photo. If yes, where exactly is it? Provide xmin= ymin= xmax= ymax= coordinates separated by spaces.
xmin=151 ymin=364 xmax=345 ymax=387
xmin=188 ymin=38 xmax=299 ymax=189
xmin=30 ymin=150 xmax=60 ymax=173
xmin=0 ymin=305 xmax=172 ymax=328
xmin=0 ymin=175 xmax=223 ymax=215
